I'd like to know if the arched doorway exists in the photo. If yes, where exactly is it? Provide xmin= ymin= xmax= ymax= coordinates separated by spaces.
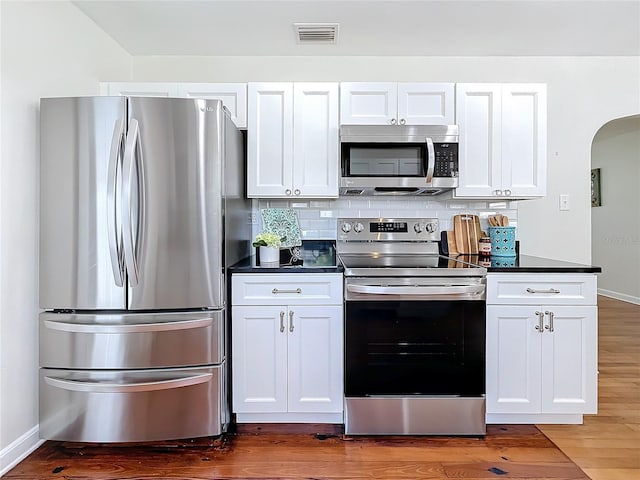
xmin=590 ymin=115 xmax=640 ymax=304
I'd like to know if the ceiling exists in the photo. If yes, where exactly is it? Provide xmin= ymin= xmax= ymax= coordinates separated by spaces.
xmin=72 ymin=0 xmax=640 ymax=57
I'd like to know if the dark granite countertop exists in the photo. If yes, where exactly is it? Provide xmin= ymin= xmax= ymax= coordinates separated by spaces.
xmin=229 ymin=240 xmax=344 ymax=274
xmin=481 ymin=254 xmax=602 ymax=273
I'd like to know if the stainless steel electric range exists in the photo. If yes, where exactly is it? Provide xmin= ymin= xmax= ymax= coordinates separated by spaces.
xmin=337 ymin=217 xmax=487 ymax=436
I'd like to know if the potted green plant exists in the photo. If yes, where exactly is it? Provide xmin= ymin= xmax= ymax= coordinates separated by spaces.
xmin=252 ymin=232 xmax=282 ymax=266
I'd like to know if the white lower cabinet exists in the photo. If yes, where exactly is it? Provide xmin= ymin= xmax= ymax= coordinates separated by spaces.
xmin=486 ymin=274 xmax=598 ymax=424
xmin=231 ymin=274 xmax=343 ymax=423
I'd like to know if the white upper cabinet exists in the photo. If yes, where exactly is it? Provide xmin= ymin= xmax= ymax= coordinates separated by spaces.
xmin=455 ymin=83 xmax=547 ymax=198
xmin=247 ymin=82 xmax=339 ymax=198
xmin=100 ymin=82 xmax=248 ymax=128
xmin=340 ymin=82 xmax=454 ymax=125
xmin=100 ymin=82 xmax=179 ymax=97
xmin=177 ymin=83 xmax=247 ymax=128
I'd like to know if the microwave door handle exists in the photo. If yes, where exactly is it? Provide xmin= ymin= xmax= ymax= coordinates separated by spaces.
xmin=425 ymin=137 xmax=435 ymax=184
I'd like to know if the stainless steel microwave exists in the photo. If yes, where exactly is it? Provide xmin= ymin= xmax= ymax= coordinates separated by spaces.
xmin=339 ymin=125 xmax=459 ymax=196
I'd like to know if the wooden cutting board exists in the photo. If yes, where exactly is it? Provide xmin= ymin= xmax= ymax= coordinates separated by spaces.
xmin=454 ymin=214 xmax=479 ymax=254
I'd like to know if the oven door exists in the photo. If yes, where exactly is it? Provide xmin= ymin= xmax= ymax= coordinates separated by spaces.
xmin=344 ymin=278 xmax=486 ymax=397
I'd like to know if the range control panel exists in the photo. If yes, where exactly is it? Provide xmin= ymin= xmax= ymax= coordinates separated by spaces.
xmin=338 ymin=217 xmax=440 ymax=242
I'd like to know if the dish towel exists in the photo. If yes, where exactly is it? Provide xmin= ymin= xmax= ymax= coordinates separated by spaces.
xmin=260 ymin=208 xmax=302 ymax=247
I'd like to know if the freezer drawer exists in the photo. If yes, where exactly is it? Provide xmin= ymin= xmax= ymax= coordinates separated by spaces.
xmin=40 ymin=311 xmax=224 ymax=369
xmin=39 ymin=365 xmax=228 ymax=442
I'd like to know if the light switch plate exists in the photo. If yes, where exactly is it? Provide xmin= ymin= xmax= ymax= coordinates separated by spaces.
xmin=559 ymin=194 xmax=570 ymax=211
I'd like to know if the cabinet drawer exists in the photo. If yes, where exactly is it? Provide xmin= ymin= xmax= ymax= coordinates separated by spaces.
xmin=232 ymin=273 xmax=343 ymax=305
xmin=487 ymin=274 xmax=597 ymax=305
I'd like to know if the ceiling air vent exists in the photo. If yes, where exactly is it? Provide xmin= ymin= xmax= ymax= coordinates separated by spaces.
xmin=293 ymin=23 xmax=339 ymax=45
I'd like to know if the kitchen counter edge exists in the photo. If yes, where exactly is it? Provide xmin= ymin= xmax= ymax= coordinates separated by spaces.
xmin=229 ymin=256 xmax=344 ymax=274
xmin=485 ymin=254 xmax=602 ymax=273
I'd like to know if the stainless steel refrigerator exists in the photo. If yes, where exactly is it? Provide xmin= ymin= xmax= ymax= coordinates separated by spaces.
xmin=38 ymin=96 xmax=250 ymax=442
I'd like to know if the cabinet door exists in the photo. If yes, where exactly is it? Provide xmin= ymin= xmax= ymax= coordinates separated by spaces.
xmin=486 ymin=306 xmax=543 ymax=414
xmin=247 ymin=83 xmax=293 ymax=197
xmin=502 ymin=84 xmax=547 ymax=197
xmin=287 ymin=305 xmax=343 ymax=413
xmin=177 ymin=83 xmax=247 ymax=128
xmin=340 ymin=82 xmax=397 ymax=125
xmin=397 ymin=83 xmax=455 ymax=125
xmin=541 ymin=306 xmax=597 ymax=414
xmin=100 ymin=82 xmax=179 ymax=97
xmin=232 ymin=306 xmax=288 ymax=413
xmin=454 ymin=84 xmax=502 ymax=197
xmin=293 ymin=83 xmax=339 ymax=198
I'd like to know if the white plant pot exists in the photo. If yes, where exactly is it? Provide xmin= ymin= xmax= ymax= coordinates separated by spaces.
xmin=259 ymin=246 xmax=280 ymax=266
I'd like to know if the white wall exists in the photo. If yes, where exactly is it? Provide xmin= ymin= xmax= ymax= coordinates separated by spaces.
xmin=591 ymin=116 xmax=640 ymax=304
xmin=0 ymin=1 xmax=130 ymax=474
xmin=129 ymin=55 xmax=640 ymax=264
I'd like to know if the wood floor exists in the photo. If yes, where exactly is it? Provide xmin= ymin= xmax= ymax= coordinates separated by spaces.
xmin=538 ymin=295 xmax=640 ymax=480
xmin=7 ymin=424 xmax=587 ymax=479
xmin=5 ymin=296 xmax=637 ymax=480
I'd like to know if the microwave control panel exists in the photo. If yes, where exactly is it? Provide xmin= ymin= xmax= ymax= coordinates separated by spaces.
xmin=434 ymin=143 xmax=458 ymax=177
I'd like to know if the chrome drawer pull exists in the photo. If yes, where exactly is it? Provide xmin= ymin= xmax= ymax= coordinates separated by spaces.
xmin=526 ymin=287 xmax=560 ymax=294
xmin=272 ymin=288 xmax=302 ymax=294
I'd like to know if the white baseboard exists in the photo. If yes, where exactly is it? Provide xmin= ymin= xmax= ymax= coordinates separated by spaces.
xmin=598 ymin=288 xmax=640 ymax=305
xmin=0 ymin=426 xmax=43 ymax=477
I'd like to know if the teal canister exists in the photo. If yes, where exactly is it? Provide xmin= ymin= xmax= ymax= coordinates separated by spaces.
xmin=488 ymin=226 xmax=516 ymax=257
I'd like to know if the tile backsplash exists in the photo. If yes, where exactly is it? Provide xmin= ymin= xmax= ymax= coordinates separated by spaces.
xmin=252 ymin=197 xmax=518 ymax=240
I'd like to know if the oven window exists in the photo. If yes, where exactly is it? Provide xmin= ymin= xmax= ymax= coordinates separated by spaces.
xmin=342 ymin=144 xmax=426 ymax=177
xmin=345 ymin=300 xmax=485 ymax=396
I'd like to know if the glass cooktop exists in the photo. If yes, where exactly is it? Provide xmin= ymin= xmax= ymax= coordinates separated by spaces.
xmin=339 ymin=253 xmax=486 ymax=277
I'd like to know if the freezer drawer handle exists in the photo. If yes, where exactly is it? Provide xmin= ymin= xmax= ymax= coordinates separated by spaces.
xmin=347 ymin=284 xmax=485 ymax=296
xmin=526 ymin=287 xmax=560 ymax=294
xmin=44 ymin=373 xmax=213 ymax=393
xmin=43 ymin=317 xmax=213 ymax=334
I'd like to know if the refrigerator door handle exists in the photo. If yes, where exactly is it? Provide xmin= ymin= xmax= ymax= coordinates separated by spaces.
xmin=122 ymin=118 xmax=141 ymax=286
xmin=44 ymin=373 xmax=213 ymax=393
xmin=107 ymin=119 xmax=125 ymax=287
xmin=43 ymin=317 xmax=213 ymax=334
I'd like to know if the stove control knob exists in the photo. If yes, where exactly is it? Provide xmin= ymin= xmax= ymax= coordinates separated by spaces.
xmin=425 ymin=222 xmax=437 ymax=233
xmin=413 ymin=223 xmax=424 ymax=233
xmin=341 ymin=222 xmax=352 ymax=233
xmin=353 ymin=222 xmax=365 ymax=233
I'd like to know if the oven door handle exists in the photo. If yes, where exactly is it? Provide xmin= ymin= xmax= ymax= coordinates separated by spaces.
xmin=347 ymin=284 xmax=485 ymax=296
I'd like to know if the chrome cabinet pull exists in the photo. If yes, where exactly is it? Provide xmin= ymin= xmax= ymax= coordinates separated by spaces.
xmin=504 ymin=189 xmax=512 ymax=196
xmin=285 ymin=189 xmax=292 ymax=195
xmin=399 ymin=118 xmax=406 ymax=125
xmin=294 ymin=189 xmax=301 ymax=196
xmin=390 ymin=118 xmax=397 ymax=125
xmin=526 ymin=287 xmax=560 ymax=294
xmin=534 ymin=311 xmax=545 ymax=333
xmin=272 ymin=288 xmax=302 ymax=295
xmin=289 ymin=310 xmax=294 ymax=332
xmin=545 ymin=310 xmax=555 ymax=333
xmin=279 ymin=311 xmax=285 ymax=333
